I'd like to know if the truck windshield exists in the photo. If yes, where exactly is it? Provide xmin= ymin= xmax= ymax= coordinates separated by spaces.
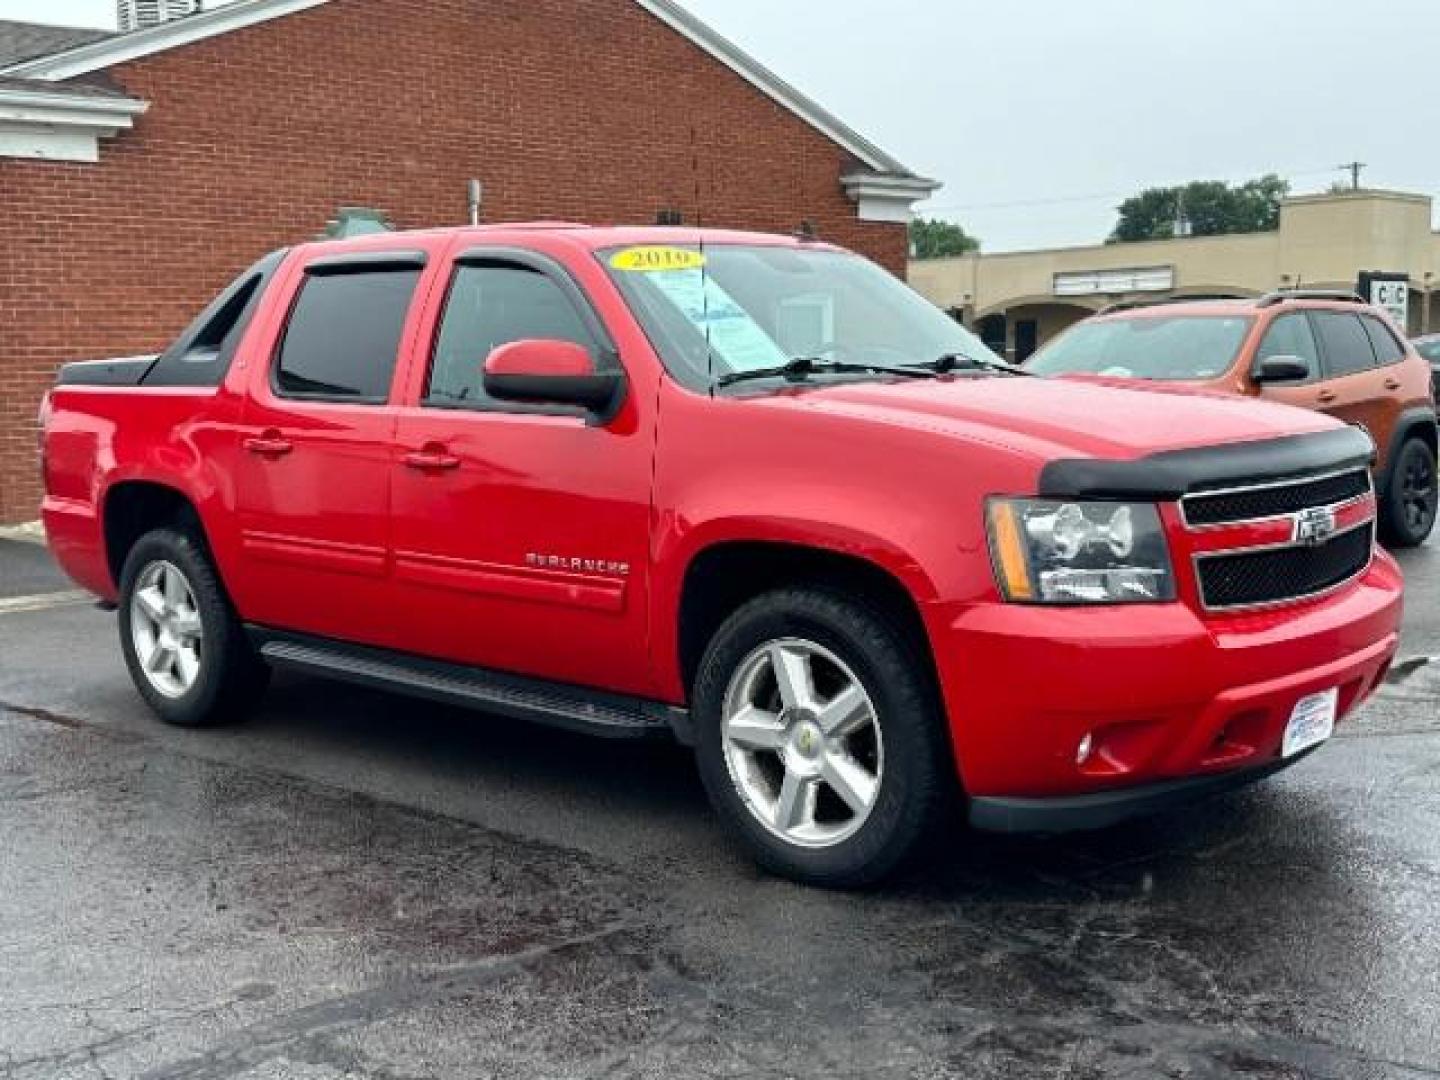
xmin=1028 ymin=314 xmax=1254 ymax=381
xmin=601 ymin=243 xmax=1000 ymax=387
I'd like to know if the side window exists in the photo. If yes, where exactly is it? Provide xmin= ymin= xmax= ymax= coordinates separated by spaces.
xmin=275 ymin=269 xmax=421 ymax=402
xmin=426 ymin=264 xmax=596 ymax=408
xmin=1310 ymin=311 xmax=1378 ymax=379
xmin=1254 ymin=312 xmax=1320 ymax=378
xmin=1359 ymin=314 xmax=1405 ymax=366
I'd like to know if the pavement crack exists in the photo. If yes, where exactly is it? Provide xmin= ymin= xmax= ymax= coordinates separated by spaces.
xmin=134 ymin=921 xmax=636 ymax=1080
xmin=0 ymin=698 xmax=87 ymax=729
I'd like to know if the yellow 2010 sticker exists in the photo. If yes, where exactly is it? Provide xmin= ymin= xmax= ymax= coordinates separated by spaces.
xmin=610 ymin=246 xmax=707 ymax=272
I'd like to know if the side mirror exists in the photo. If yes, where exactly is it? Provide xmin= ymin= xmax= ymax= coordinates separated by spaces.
xmin=483 ymin=339 xmax=625 ymax=419
xmin=1252 ymin=354 xmax=1311 ymax=384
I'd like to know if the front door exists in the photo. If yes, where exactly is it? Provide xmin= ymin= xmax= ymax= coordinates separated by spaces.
xmin=233 ymin=253 xmax=427 ymax=647
xmin=389 ymin=251 xmax=655 ymax=697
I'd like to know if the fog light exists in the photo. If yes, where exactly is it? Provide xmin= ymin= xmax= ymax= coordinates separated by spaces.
xmin=1076 ymin=733 xmax=1094 ymax=766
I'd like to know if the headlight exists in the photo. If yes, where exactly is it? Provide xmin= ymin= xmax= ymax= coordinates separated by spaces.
xmin=987 ymin=498 xmax=1176 ymax=604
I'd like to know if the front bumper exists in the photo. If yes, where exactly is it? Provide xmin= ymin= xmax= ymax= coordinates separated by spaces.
xmin=931 ymin=552 xmax=1403 ymax=820
xmin=969 ymin=748 xmax=1317 ymax=833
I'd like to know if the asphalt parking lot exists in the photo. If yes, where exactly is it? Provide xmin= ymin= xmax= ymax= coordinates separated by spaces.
xmin=1 ymin=535 xmax=1437 ymax=1079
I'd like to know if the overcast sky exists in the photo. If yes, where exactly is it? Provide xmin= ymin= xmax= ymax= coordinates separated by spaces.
xmin=6 ymin=0 xmax=1438 ymax=251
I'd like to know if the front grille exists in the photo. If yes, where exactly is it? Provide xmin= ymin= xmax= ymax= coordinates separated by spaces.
xmin=1196 ymin=524 xmax=1373 ymax=609
xmin=1183 ymin=469 xmax=1371 ymax=526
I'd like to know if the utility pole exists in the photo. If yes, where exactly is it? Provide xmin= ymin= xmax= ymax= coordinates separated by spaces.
xmin=1337 ymin=161 xmax=1367 ymax=191
xmin=1173 ymin=188 xmax=1191 ymax=238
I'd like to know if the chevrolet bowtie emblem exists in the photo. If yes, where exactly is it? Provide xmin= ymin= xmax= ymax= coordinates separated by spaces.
xmin=1293 ymin=507 xmax=1338 ymax=548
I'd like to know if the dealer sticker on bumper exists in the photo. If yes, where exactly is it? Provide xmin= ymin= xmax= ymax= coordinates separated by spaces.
xmin=1283 ymin=688 xmax=1339 ymax=758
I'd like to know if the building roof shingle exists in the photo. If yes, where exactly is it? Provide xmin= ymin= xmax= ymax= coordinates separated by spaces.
xmin=0 ymin=18 xmax=113 ymax=69
xmin=0 ymin=73 xmax=128 ymax=99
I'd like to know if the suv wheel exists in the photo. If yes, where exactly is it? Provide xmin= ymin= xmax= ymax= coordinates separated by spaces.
xmin=118 ymin=528 xmax=269 ymax=727
xmin=692 ymin=589 xmax=950 ymax=888
xmin=1380 ymin=438 xmax=1437 ymax=548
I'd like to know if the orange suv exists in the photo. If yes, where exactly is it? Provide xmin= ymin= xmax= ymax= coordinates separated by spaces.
xmin=1028 ymin=291 xmax=1438 ymax=546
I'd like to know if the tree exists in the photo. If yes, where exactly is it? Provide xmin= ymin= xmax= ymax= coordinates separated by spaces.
xmin=909 ymin=217 xmax=980 ymax=259
xmin=1109 ymin=175 xmax=1289 ymax=243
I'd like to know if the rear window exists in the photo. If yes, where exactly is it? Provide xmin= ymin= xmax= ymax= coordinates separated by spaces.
xmin=1028 ymin=315 xmax=1253 ymax=381
xmin=275 ymin=269 xmax=420 ymax=401
xmin=1417 ymin=339 xmax=1440 ymax=363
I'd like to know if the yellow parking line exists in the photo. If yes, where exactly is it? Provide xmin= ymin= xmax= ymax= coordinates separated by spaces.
xmin=0 ymin=590 xmax=92 ymax=616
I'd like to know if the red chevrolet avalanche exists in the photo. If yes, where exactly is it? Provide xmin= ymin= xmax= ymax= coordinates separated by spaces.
xmin=40 ymin=226 xmax=1404 ymax=886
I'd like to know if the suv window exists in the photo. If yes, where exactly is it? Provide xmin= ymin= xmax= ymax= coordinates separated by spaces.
xmin=1027 ymin=314 xmax=1252 ymax=381
xmin=1309 ymin=311 xmax=1377 ymax=378
xmin=1254 ymin=312 xmax=1320 ymax=379
xmin=1359 ymin=314 xmax=1405 ymax=366
xmin=275 ymin=269 xmax=421 ymax=401
xmin=427 ymin=264 xmax=595 ymax=408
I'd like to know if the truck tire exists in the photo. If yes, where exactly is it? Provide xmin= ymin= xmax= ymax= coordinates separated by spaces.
xmin=692 ymin=588 xmax=951 ymax=888
xmin=1379 ymin=437 xmax=1437 ymax=548
xmin=117 ymin=527 xmax=269 ymax=727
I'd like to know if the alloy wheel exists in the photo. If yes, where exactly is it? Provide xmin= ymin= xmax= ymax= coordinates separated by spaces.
xmin=720 ymin=638 xmax=884 ymax=849
xmin=1402 ymin=449 xmax=1437 ymax=534
xmin=129 ymin=560 xmax=204 ymax=699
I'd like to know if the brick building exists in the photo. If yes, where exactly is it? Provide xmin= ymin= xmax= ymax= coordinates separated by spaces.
xmin=0 ymin=0 xmax=936 ymax=523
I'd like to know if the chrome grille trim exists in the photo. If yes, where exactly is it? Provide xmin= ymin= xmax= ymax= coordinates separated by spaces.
xmin=1191 ymin=521 xmax=1375 ymax=612
xmin=1182 ymin=470 xmax=1377 ymax=611
xmin=1180 ymin=466 xmax=1373 ymax=529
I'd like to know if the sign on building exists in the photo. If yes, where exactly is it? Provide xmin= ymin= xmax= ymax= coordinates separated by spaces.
xmin=1358 ymin=271 xmax=1410 ymax=328
xmin=1054 ymin=266 xmax=1176 ymax=297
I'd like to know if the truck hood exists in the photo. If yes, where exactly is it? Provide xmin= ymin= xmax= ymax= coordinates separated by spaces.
xmin=762 ymin=374 xmax=1340 ymax=462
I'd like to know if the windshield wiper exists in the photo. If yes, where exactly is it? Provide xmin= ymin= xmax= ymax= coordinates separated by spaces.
xmin=918 ymin=352 xmax=1037 ymax=377
xmin=717 ymin=356 xmax=940 ymax=388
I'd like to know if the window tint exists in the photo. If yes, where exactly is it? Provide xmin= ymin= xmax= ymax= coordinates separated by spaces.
xmin=1310 ymin=311 xmax=1377 ymax=378
xmin=427 ymin=264 xmax=595 ymax=407
xmin=1254 ymin=312 xmax=1320 ymax=378
xmin=276 ymin=269 xmax=420 ymax=400
xmin=1359 ymin=315 xmax=1405 ymax=366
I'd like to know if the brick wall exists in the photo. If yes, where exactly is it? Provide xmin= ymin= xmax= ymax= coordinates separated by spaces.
xmin=0 ymin=0 xmax=908 ymax=523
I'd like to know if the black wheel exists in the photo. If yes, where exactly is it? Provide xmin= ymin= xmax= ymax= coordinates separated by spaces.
xmin=692 ymin=588 xmax=951 ymax=888
xmin=118 ymin=527 xmax=269 ymax=727
xmin=1380 ymin=438 xmax=1437 ymax=548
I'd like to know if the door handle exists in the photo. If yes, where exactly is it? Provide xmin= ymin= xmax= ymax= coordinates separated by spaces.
xmin=404 ymin=447 xmax=461 ymax=472
xmin=1384 ymin=378 xmax=1401 ymax=390
xmin=242 ymin=431 xmax=293 ymax=458
xmin=1316 ymin=390 xmax=1338 ymax=405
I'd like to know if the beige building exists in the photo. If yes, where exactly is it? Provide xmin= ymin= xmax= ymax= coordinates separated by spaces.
xmin=909 ymin=189 xmax=1440 ymax=362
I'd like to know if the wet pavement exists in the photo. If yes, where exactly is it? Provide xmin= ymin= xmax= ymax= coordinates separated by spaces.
xmin=0 ymin=536 xmax=1437 ymax=1079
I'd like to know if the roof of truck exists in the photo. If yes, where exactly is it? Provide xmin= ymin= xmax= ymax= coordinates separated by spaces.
xmin=294 ymin=223 xmax=846 ymax=258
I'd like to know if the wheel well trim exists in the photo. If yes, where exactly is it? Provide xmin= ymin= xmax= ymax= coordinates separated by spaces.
xmin=660 ymin=525 xmax=942 ymax=703
xmin=1379 ymin=408 xmax=1438 ymax=494
xmin=99 ymin=473 xmax=213 ymax=588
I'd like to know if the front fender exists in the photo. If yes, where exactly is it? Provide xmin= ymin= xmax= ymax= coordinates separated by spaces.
xmin=648 ymin=509 xmax=946 ymax=703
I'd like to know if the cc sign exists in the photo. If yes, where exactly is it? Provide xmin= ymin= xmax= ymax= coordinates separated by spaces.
xmin=1359 ymin=272 xmax=1410 ymax=327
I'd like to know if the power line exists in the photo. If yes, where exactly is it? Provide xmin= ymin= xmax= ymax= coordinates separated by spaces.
xmin=918 ymin=167 xmax=1347 ymax=217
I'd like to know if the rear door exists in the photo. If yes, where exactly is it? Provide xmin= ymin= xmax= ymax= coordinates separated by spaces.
xmin=232 ymin=248 xmax=432 ymax=647
xmin=388 ymin=245 xmax=655 ymax=696
xmin=1307 ymin=309 xmax=1390 ymax=452
xmin=1355 ymin=313 xmax=1411 ymax=473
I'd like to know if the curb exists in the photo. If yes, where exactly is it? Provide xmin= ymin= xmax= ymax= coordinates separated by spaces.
xmin=0 ymin=521 xmax=46 ymax=546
